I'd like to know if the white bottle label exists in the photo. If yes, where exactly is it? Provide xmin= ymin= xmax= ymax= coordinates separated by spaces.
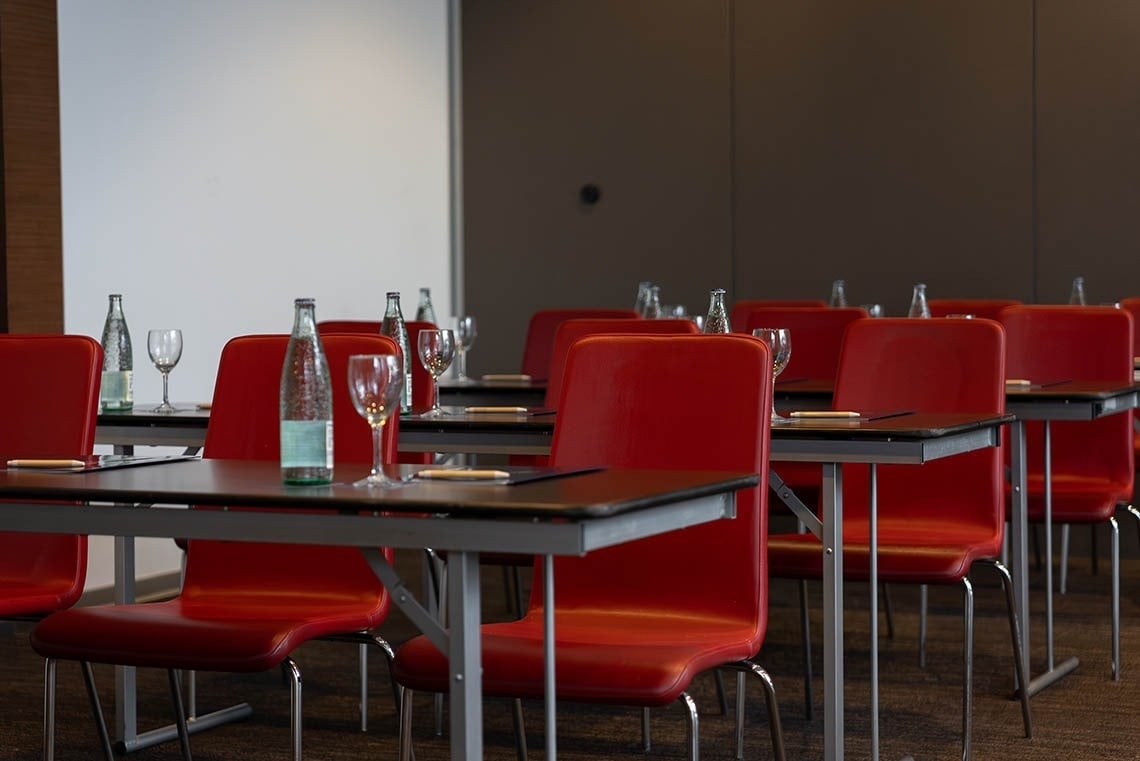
xmin=100 ymin=370 xmax=133 ymax=408
xmin=280 ymin=420 xmax=334 ymax=468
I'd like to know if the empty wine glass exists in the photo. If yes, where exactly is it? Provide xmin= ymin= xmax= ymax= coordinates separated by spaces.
xmin=147 ymin=329 xmax=183 ymax=414
xmin=347 ymin=354 xmax=404 ymax=487
xmin=751 ymin=327 xmax=792 ymax=424
xmin=454 ymin=316 xmax=477 ymax=381
xmin=418 ymin=329 xmax=456 ymax=417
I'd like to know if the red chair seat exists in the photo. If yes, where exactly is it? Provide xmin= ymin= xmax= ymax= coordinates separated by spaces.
xmin=769 ymin=524 xmax=1003 ymax=584
xmin=0 ymin=575 xmax=85 ymax=618
xmin=393 ymin=610 xmax=759 ymax=705
xmin=33 ymin=595 xmax=386 ymax=672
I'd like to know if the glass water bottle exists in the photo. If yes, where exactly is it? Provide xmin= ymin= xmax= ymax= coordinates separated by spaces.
xmin=1069 ymin=277 xmax=1087 ymax=305
xmin=830 ymin=279 xmax=849 ymax=307
xmin=415 ymin=287 xmax=438 ymax=324
xmin=634 ymin=281 xmax=653 ymax=316
xmin=99 ymin=294 xmax=134 ymax=410
xmin=907 ymin=283 xmax=931 ymax=318
xmin=380 ymin=291 xmax=412 ymax=412
xmin=644 ymin=285 xmax=663 ymax=319
xmin=279 ymin=298 xmax=333 ymax=485
xmin=703 ymin=288 xmax=732 ymax=333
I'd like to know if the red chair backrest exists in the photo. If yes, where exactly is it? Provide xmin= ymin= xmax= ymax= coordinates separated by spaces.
xmin=832 ymin=318 xmax=1007 ymax=540
xmin=544 ymin=317 xmax=700 ymax=408
xmin=1118 ymin=298 xmax=1140 ymax=357
xmin=0 ymin=334 xmax=102 ymax=615
xmin=188 ymin=333 xmax=398 ymax=613
xmin=928 ymin=298 xmax=1022 ymax=319
xmin=998 ymin=306 xmax=1134 ymax=499
xmin=519 ymin=308 xmax=639 ymax=381
xmin=729 ymin=299 xmax=827 ymax=330
xmin=541 ymin=334 xmax=772 ymax=635
xmin=738 ymin=306 xmax=868 ymax=381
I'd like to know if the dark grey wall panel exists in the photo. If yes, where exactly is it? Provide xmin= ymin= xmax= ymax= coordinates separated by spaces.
xmin=462 ymin=1 xmax=732 ymax=374
xmin=1036 ymin=1 xmax=1140 ymax=305
xmin=733 ymin=2 xmax=1035 ymax=316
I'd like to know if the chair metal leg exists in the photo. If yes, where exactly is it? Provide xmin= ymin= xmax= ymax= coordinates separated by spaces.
xmin=722 ymin=660 xmax=786 ymax=761
xmin=798 ymin=578 xmax=813 ymax=720
xmin=641 ymin=707 xmax=651 ymax=752
xmin=166 ymin=670 xmax=194 ymax=761
xmin=734 ymin=671 xmax=745 ymax=760
xmin=1060 ymin=524 xmax=1070 ymax=594
xmin=919 ymin=584 xmax=928 ymax=669
xmin=976 ymin=558 xmax=1032 ymax=738
xmin=1090 ymin=523 xmax=1099 ymax=576
xmin=961 ymin=578 xmax=974 ymax=761
xmin=78 ymin=661 xmax=116 ymax=761
xmin=713 ymin=669 xmax=729 ymax=715
xmin=359 ymin=643 xmax=368 ymax=731
xmin=882 ymin=582 xmax=895 ymax=639
xmin=43 ymin=658 xmax=57 ymax=761
xmin=281 ymin=657 xmax=302 ymax=761
xmin=679 ymin=692 xmax=699 ymax=761
xmin=398 ymin=687 xmax=415 ymax=761
xmin=510 ymin=698 xmax=528 ymax=761
xmin=1111 ymin=515 xmax=1120 ymax=680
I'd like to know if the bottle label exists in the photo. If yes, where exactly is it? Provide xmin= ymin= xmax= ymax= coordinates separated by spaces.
xmin=100 ymin=370 xmax=134 ymax=409
xmin=280 ymin=420 xmax=334 ymax=468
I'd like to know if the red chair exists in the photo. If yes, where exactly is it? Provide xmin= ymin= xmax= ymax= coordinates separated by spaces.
xmin=928 ymin=298 xmax=1022 ymax=319
xmin=32 ymin=333 xmax=402 ymax=760
xmin=1118 ymin=297 xmax=1140 ymax=507
xmin=518 ymin=308 xmax=639 ymax=381
xmin=729 ymin=298 xmax=827 ymax=331
xmin=0 ymin=335 xmax=101 ymax=755
xmin=767 ymin=318 xmax=1031 ymax=759
xmin=999 ymin=305 xmax=1136 ymax=679
xmin=392 ymin=334 xmax=785 ymax=761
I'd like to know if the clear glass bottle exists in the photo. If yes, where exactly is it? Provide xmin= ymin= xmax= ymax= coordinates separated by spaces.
xmin=415 ymin=287 xmax=437 ymax=324
xmin=644 ymin=285 xmax=663 ymax=319
xmin=908 ymin=283 xmax=931 ymax=318
xmin=634 ymin=281 xmax=653 ymax=316
xmin=1069 ymin=276 xmax=1087 ymax=305
xmin=703 ymin=288 xmax=732 ymax=333
xmin=830 ymin=279 xmax=849 ymax=307
xmin=380 ymin=291 xmax=412 ymax=412
xmin=99 ymin=294 xmax=134 ymax=410
xmin=279 ymin=298 xmax=333 ymax=485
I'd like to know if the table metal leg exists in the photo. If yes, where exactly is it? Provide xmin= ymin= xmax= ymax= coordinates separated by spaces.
xmin=447 ymin=551 xmax=483 ymax=761
xmin=869 ymin=465 xmax=879 ymax=761
xmin=821 ymin=462 xmax=844 ymax=761
xmin=113 ymin=536 xmax=137 ymax=744
xmin=543 ymin=554 xmax=557 ymax=761
xmin=1026 ymin=420 xmax=1079 ymax=695
xmin=1009 ymin=421 xmax=1030 ymax=690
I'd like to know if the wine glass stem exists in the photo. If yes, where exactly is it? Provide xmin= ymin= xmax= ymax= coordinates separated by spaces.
xmin=161 ymin=371 xmax=170 ymax=406
xmin=457 ymin=350 xmax=467 ymax=379
xmin=371 ymin=422 xmax=385 ymax=478
xmin=432 ymin=378 xmax=441 ymax=414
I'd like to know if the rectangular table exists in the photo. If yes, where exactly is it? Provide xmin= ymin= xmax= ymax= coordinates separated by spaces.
xmin=1003 ymin=380 xmax=1140 ymax=696
xmin=0 ymin=460 xmax=752 ymax=761
xmin=95 ymin=406 xmax=1011 ymax=761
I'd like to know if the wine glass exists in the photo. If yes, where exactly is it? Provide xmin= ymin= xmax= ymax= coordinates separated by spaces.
xmin=417 ymin=329 xmax=456 ymax=417
xmin=147 ymin=329 xmax=183 ymax=414
xmin=453 ymin=316 xmax=477 ymax=382
xmin=751 ymin=327 xmax=792 ymax=424
xmin=347 ymin=354 xmax=404 ymax=488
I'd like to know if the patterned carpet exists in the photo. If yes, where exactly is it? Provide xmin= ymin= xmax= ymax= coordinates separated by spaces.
xmin=3 ymin=525 xmax=1140 ymax=760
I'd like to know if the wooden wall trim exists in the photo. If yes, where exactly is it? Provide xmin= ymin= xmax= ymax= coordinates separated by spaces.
xmin=0 ymin=0 xmax=62 ymax=334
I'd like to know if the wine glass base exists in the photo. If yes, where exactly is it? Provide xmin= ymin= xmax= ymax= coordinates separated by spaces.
xmin=151 ymin=403 xmax=179 ymax=414
xmin=352 ymin=474 xmax=404 ymax=489
xmin=771 ymin=412 xmax=791 ymax=425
